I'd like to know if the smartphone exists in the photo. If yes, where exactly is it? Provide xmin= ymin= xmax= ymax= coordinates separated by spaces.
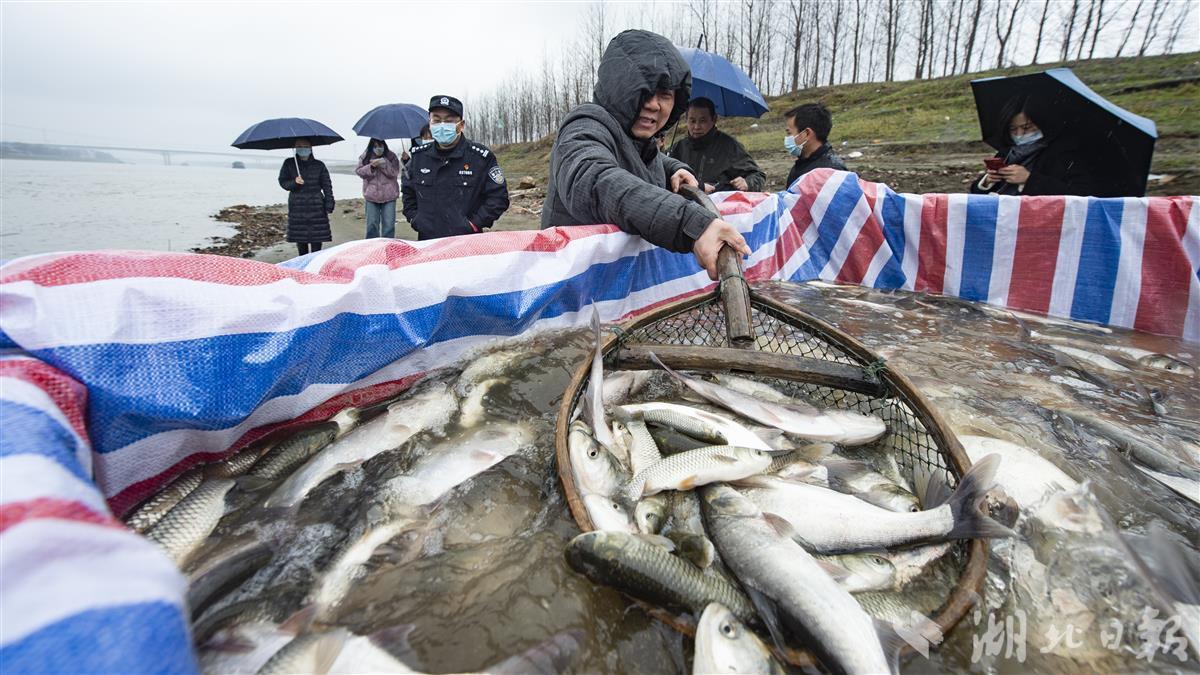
xmin=984 ymin=158 xmax=1006 ymax=171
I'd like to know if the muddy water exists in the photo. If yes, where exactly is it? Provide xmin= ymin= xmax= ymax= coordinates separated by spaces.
xmin=191 ymin=281 xmax=1199 ymax=674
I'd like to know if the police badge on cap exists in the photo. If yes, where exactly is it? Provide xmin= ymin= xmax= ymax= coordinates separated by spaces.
xmin=428 ymin=95 xmax=464 ymax=118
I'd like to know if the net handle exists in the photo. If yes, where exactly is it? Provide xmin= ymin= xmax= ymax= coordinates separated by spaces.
xmin=677 ymin=184 xmax=755 ymax=348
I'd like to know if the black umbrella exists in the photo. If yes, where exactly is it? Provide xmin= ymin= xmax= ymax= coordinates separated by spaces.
xmin=352 ymin=103 xmax=429 ymax=140
xmin=231 ymin=117 xmax=343 ymax=150
xmin=970 ymin=68 xmax=1157 ymax=197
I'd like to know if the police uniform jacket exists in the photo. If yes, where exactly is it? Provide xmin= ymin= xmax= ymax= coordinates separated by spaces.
xmin=401 ymin=136 xmax=510 ymax=240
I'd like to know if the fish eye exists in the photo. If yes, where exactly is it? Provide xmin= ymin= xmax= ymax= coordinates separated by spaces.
xmin=909 ymin=505 xmax=920 ymax=512
xmin=610 ymin=502 xmax=620 ymax=511
xmin=872 ymin=555 xmax=886 ymax=565
xmin=588 ymin=449 xmax=599 ymax=458
xmin=720 ymin=620 xmax=738 ymax=638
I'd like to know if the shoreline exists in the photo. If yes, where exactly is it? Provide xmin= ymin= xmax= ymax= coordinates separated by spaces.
xmin=198 ymin=183 xmax=546 ymax=264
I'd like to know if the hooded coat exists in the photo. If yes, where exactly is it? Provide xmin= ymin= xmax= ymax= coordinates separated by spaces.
xmin=540 ymin=30 xmax=714 ymax=253
xmin=278 ymin=155 xmax=334 ymax=243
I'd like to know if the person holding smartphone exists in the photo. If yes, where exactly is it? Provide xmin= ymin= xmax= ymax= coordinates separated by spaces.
xmin=970 ymin=95 xmax=1111 ymax=197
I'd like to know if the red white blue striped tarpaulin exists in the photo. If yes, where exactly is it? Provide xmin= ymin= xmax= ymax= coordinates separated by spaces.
xmin=0 ymin=170 xmax=1196 ymax=672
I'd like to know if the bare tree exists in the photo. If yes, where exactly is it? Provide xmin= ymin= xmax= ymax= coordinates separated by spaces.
xmin=1163 ymin=0 xmax=1195 ymax=53
xmin=828 ymin=0 xmax=844 ymax=85
xmin=1137 ymin=0 xmax=1168 ymax=56
xmin=1030 ymin=0 xmax=1052 ymax=63
xmin=1116 ymin=0 xmax=1146 ymax=56
xmin=994 ymin=0 xmax=1024 ymax=68
xmin=851 ymin=0 xmax=865 ymax=82
xmin=786 ymin=0 xmax=806 ymax=92
xmin=1060 ymin=0 xmax=1080 ymax=61
xmin=961 ymin=0 xmax=984 ymax=73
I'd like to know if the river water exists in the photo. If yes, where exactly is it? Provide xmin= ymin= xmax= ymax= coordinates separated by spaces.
xmin=0 ymin=159 xmax=360 ymax=260
xmin=181 ymin=282 xmax=1199 ymax=674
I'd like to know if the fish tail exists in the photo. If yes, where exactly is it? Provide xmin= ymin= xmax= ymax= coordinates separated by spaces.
xmin=946 ymin=454 xmax=1016 ymax=540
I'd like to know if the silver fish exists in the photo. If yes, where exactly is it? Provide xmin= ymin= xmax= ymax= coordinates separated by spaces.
xmin=602 ymin=370 xmax=655 ymax=407
xmin=459 ymin=377 xmax=502 ymax=428
xmin=587 ymin=309 xmax=615 ymax=449
xmin=634 ymin=494 xmax=670 ymax=534
xmin=124 ymin=467 xmax=203 ymax=533
xmin=568 ymin=420 xmax=626 ymax=499
xmin=244 ymin=423 xmax=338 ymax=483
xmin=736 ymin=454 xmax=1012 ymax=554
xmin=627 ymin=445 xmax=772 ymax=501
xmin=624 ymin=418 xmax=663 ymax=476
xmin=564 ymin=530 xmax=757 ymax=624
xmin=583 ymin=493 xmax=636 ymax=533
xmin=144 ymin=477 xmax=235 ymax=566
xmin=700 ymin=484 xmax=891 ymax=674
xmin=693 ymin=602 xmax=784 ymax=675
xmin=649 ymin=353 xmax=886 ymax=445
xmin=312 ymin=517 xmax=429 ymax=621
xmin=823 ymin=457 xmax=919 ymax=512
xmin=1138 ymin=353 xmax=1195 ymax=377
xmin=264 ymin=382 xmax=457 ymax=509
xmin=619 ymin=401 xmax=773 ymax=452
xmin=383 ymin=422 xmax=534 ymax=508
xmin=256 ymin=629 xmax=347 ymax=675
xmin=814 ymin=551 xmax=897 ymax=593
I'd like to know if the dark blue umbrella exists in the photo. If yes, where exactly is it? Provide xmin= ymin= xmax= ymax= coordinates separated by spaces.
xmin=231 ymin=118 xmax=343 ymax=150
xmin=677 ymin=47 xmax=769 ymax=118
xmin=971 ymin=68 xmax=1157 ymax=196
xmin=352 ymin=103 xmax=429 ymax=140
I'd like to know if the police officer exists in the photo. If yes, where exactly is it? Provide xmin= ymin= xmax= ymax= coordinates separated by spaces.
xmin=401 ymin=95 xmax=510 ymax=240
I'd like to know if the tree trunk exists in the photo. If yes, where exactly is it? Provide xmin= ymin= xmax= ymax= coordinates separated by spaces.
xmin=1031 ymin=0 xmax=1051 ymax=63
xmin=1060 ymin=0 xmax=1080 ymax=61
xmin=962 ymin=0 xmax=983 ymax=73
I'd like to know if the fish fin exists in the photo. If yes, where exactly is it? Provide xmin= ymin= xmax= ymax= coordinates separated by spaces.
xmin=743 ymin=585 xmax=791 ymax=659
xmin=485 ymin=629 xmax=585 ymax=675
xmin=235 ymin=475 xmax=273 ymax=492
xmin=623 ymin=475 xmax=646 ymax=503
xmin=313 ymin=630 xmax=349 ymax=675
xmin=634 ymin=533 xmax=676 ymax=551
xmin=761 ymin=512 xmax=797 ymax=540
xmin=879 ymin=613 xmax=943 ymax=667
xmin=821 ymin=457 xmax=867 ymax=480
xmin=368 ymin=623 xmax=417 ymax=657
xmin=946 ymin=454 xmax=1017 ymax=540
xmin=713 ymin=455 xmax=740 ymax=465
xmin=679 ymin=475 xmax=700 ymax=490
xmin=914 ymin=463 xmax=953 ymax=509
xmin=278 ymin=605 xmax=317 ymax=635
xmin=815 ymin=559 xmax=850 ymax=582
xmin=795 ymin=442 xmax=836 ymax=461
xmin=201 ymin=634 xmax=257 ymax=654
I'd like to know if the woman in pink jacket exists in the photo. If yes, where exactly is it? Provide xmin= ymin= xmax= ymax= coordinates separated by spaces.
xmin=356 ymin=138 xmax=401 ymax=238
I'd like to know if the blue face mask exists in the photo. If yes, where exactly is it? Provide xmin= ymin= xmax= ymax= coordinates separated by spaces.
xmin=430 ymin=122 xmax=459 ymax=145
xmin=784 ymin=134 xmax=805 ymax=157
xmin=1011 ymin=130 xmax=1044 ymax=146
xmin=295 ymin=147 xmax=312 ymax=159
xmin=372 ymin=146 xmax=385 ymax=156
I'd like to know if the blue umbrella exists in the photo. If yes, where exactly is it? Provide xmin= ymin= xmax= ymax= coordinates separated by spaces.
xmin=231 ymin=118 xmax=343 ymax=150
xmin=971 ymin=68 xmax=1157 ymax=196
xmin=353 ymin=103 xmax=429 ymax=140
xmin=677 ymin=47 xmax=769 ymax=118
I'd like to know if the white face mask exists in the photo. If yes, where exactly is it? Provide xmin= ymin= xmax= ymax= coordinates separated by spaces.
xmin=1011 ymin=130 xmax=1044 ymax=146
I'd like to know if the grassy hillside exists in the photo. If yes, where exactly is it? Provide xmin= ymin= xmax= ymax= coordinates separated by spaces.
xmin=495 ymin=51 xmax=1199 ymax=197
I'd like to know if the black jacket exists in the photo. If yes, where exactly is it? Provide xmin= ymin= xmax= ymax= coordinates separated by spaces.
xmin=401 ymin=137 xmax=510 ymax=240
xmin=278 ymin=156 xmax=334 ymax=243
xmin=541 ymin=29 xmax=713 ymax=253
xmin=669 ymin=128 xmax=765 ymax=192
xmin=969 ymin=134 xmax=1115 ymax=197
xmin=785 ymin=144 xmax=847 ymax=189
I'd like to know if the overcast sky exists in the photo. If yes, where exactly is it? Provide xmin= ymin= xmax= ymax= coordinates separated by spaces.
xmin=1 ymin=2 xmax=590 ymax=160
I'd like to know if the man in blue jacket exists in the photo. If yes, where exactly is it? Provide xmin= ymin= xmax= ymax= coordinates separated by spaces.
xmin=402 ymin=95 xmax=510 ymax=240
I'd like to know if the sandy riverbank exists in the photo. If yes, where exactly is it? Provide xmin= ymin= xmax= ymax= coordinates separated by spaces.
xmin=198 ymin=186 xmax=545 ymax=264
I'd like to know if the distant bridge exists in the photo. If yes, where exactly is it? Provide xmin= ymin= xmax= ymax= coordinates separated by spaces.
xmin=45 ymin=143 xmax=285 ymax=166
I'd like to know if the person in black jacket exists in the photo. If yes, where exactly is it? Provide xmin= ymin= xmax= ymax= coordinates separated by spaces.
xmin=970 ymin=95 xmax=1110 ymax=197
xmin=278 ymin=139 xmax=334 ymax=256
xmin=783 ymin=103 xmax=847 ymax=189
xmin=541 ymin=29 xmax=749 ymax=281
xmin=668 ymin=97 xmax=766 ymax=194
xmin=401 ymin=96 xmax=509 ymax=240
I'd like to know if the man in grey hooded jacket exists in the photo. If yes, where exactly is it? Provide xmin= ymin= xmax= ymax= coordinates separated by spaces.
xmin=540 ymin=29 xmax=749 ymax=280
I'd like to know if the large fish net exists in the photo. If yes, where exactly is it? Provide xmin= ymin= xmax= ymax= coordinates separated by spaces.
xmin=554 ymin=191 xmax=986 ymax=666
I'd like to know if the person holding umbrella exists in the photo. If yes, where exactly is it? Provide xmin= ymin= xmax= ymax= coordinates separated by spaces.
xmin=356 ymin=138 xmax=401 ymax=239
xmin=970 ymin=95 xmax=1105 ymax=197
xmin=277 ymin=139 xmax=335 ymax=256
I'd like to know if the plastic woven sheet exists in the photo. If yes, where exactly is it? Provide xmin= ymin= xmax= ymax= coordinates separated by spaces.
xmin=0 ymin=170 xmax=1196 ymax=672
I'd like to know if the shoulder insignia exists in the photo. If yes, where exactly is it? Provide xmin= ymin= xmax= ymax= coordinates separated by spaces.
xmin=470 ymin=144 xmax=491 ymax=158
xmin=489 ymin=165 xmax=505 ymax=185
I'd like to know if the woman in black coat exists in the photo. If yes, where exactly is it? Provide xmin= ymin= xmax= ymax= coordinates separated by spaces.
xmin=278 ymin=139 xmax=335 ymax=256
xmin=970 ymin=95 xmax=1117 ymax=197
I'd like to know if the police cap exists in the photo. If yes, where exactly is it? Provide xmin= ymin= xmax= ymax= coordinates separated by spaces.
xmin=428 ymin=95 xmax=464 ymax=118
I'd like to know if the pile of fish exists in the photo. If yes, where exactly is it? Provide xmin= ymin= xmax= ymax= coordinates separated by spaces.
xmin=124 ymin=354 xmax=585 ymax=674
xmin=563 ymin=312 xmax=1016 ymax=673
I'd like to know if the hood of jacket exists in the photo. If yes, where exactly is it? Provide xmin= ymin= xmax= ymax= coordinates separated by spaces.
xmin=593 ymin=29 xmax=691 ymax=139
